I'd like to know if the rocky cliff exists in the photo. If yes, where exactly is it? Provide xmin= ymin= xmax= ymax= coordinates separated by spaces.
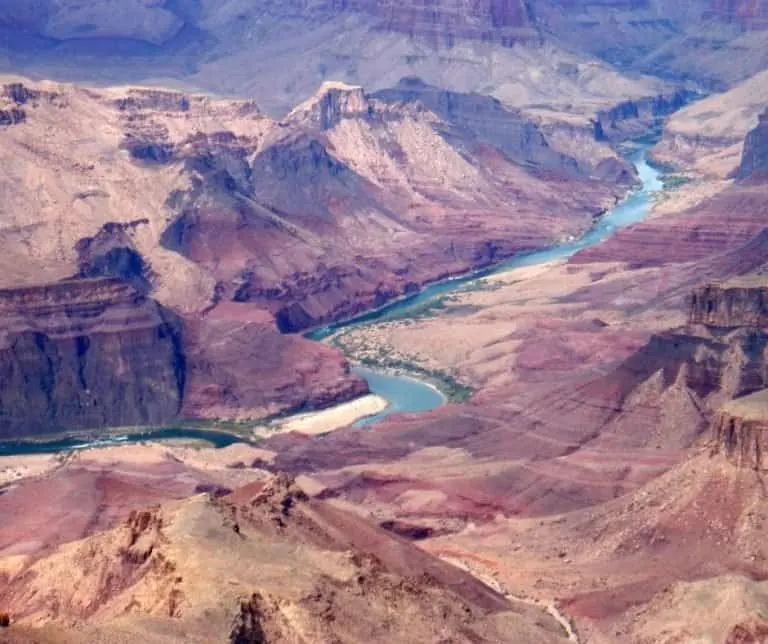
xmin=0 ymin=278 xmax=184 ymax=438
xmin=0 ymin=277 xmax=368 ymax=438
xmin=594 ymin=90 xmax=696 ymax=141
xmin=712 ymin=389 xmax=768 ymax=469
xmin=689 ymin=280 xmax=768 ymax=327
xmin=735 ymin=108 xmax=768 ymax=180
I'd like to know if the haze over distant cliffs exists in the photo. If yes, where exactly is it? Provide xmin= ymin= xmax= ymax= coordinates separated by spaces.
xmin=1 ymin=0 xmax=764 ymax=114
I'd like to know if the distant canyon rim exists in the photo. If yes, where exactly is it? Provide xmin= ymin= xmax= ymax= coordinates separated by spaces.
xmin=3 ymin=2 xmax=768 ymax=642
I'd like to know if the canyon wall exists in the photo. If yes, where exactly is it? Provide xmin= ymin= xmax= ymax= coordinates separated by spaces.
xmin=735 ymin=108 xmax=768 ymax=180
xmin=0 ymin=279 xmax=369 ymax=438
xmin=712 ymin=391 xmax=768 ymax=469
xmin=0 ymin=279 xmax=184 ymax=438
xmin=689 ymin=281 xmax=768 ymax=327
xmin=593 ymin=90 xmax=697 ymax=141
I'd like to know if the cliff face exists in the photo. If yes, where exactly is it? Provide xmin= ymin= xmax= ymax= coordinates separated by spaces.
xmin=0 ymin=279 xmax=184 ymax=438
xmin=594 ymin=90 xmax=696 ymax=141
xmin=0 ymin=278 xmax=368 ymax=438
xmin=690 ymin=281 xmax=768 ymax=327
xmin=735 ymin=109 xmax=768 ymax=180
xmin=335 ymin=0 xmax=539 ymax=45
xmin=712 ymin=391 xmax=768 ymax=470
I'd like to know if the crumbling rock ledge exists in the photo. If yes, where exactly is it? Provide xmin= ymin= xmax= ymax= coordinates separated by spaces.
xmin=713 ymin=389 xmax=768 ymax=470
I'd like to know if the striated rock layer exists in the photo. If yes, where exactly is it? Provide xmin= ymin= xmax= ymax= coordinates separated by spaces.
xmin=0 ymin=279 xmax=367 ymax=438
xmin=0 ymin=279 xmax=184 ymax=438
xmin=713 ymin=389 xmax=768 ymax=469
xmin=690 ymin=280 xmax=768 ymax=327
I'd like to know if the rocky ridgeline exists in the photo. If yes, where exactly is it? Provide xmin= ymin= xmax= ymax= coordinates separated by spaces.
xmin=0 ymin=279 xmax=184 ymax=438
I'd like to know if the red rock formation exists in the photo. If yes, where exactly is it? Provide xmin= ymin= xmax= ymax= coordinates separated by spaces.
xmin=690 ymin=281 xmax=768 ymax=327
xmin=0 ymin=279 xmax=185 ymax=438
xmin=712 ymin=395 xmax=768 ymax=470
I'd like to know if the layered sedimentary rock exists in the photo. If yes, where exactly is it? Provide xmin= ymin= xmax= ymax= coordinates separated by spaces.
xmin=690 ymin=280 xmax=768 ymax=327
xmin=335 ymin=0 xmax=539 ymax=45
xmin=713 ymin=389 xmax=768 ymax=469
xmin=0 ymin=279 xmax=184 ymax=438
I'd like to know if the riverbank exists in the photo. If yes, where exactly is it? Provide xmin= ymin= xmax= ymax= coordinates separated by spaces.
xmin=253 ymin=393 xmax=389 ymax=436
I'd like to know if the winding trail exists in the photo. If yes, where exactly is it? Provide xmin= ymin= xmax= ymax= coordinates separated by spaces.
xmin=439 ymin=554 xmax=580 ymax=643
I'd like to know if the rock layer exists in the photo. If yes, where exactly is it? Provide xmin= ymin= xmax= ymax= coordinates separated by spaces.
xmin=713 ymin=389 xmax=768 ymax=469
xmin=690 ymin=280 xmax=768 ymax=327
xmin=0 ymin=279 xmax=184 ymax=438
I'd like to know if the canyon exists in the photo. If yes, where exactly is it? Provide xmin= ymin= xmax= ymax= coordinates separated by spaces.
xmin=3 ymin=1 xmax=768 ymax=641
xmin=0 ymin=71 xmax=644 ymax=436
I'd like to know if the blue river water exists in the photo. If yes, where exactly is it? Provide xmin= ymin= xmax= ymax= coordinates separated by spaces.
xmin=352 ymin=366 xmax=447 ymax=427
xmin=0 ymin=146 xmax=663 ymax=455
xmin=307 ymin=145 xmax=662 ymax=342
xmin=306 ymin=145 xmax=663 ymax=426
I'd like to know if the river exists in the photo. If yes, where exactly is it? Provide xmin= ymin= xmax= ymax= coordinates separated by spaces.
xmin=308 ymin=143 xmax=663 ymax=424
xmin=0 ymin=145 xmax=663 ymax=455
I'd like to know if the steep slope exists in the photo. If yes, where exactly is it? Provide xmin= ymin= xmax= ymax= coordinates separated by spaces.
xmin=0 ymin=279 xmax=184 ymax=438
xmin=0 ymin=475 xmax=571 ymax=643
xmin=652 ymin=69 xmax=768 ymax=177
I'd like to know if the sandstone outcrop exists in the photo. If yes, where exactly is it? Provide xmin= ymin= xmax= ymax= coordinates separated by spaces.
xmin=713 ymin=389 xmax=768 ymax=469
